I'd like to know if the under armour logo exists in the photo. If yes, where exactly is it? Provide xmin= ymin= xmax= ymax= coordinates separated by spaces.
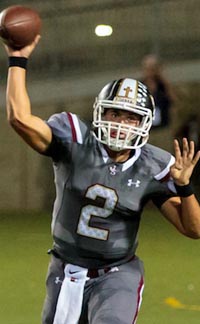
xmin=109 ymin=165 xmax=117 ymax=175
xmin=127 ymin=179 xmax=141 ymax=187
xmin=55 ymin=277 xmax=63 ymax=284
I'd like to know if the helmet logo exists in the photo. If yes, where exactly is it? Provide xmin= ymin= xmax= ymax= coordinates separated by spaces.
xmin=114 ymin=78 xmax=137 ymax=104
xmin=123 ymin=86 xmax=133 ymax=98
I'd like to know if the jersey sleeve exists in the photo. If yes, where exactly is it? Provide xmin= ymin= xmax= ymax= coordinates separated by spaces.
xmin=44 ymin=112 xmax=89 ymax=160
xmin=149 ymin=148 xmax=178 ymax=208
xmin=47 ymin=112 xmax=87 ymax=144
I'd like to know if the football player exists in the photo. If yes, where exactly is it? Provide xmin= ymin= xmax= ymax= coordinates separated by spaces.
xmin=4 ymin=36 xmax=200 ymax=324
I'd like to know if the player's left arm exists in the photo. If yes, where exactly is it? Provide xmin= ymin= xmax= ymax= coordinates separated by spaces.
xmin=160 ymin=138 xmax=200 ymax=238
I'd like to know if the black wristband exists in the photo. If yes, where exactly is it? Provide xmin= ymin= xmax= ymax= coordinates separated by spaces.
xmin=8 ymin=56 xmax=28 ymax=69
xmin=174 ymin=183 xmax=194 ymax=197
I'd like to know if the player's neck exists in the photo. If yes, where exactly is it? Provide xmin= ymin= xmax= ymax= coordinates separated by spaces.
xmin=105 ymin=146 xmax=132 ymax=163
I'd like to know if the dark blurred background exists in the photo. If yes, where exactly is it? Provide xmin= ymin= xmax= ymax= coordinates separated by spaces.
xmin=0 ymin=0 xmax=200 ymax=211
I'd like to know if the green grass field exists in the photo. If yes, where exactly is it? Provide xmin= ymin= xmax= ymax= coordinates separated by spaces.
xmin=0 ymin=209 xmax=200 ymax=324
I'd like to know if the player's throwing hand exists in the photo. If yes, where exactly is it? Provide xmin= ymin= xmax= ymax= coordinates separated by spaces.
xmin=170 ymin=138 xmax=200 ymax=186
xmin=4 ymin=34 xmax=41 ymax=58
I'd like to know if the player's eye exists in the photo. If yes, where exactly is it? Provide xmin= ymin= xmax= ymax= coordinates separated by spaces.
xmin=129 ymin=117 xmax=138 ymax=122
xmin=128 ymin=114 xmax=141 ymax=122
xmin=111 ymin=112 xmax=118 ymax=118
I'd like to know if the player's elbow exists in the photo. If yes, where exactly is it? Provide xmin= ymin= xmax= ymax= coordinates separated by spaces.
xmin=7 ymin=99 xmax=28 ymax=127
xmin=7 ymin=111 xmax=28 ymax=132
xmin=190 ymin=231 xmax=200 ymax=239
xmin=7 ymin=107 xmax=20 ymax=125
xmin=8 ymin=114 xmax=17 ymax=127
xmin=8 ymin=114 xmax=23 ymax=131
xmin=184 ymin=229 xmax=200 ymax=240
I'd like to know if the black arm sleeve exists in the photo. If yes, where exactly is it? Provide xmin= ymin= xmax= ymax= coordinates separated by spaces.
xmin=42 ymin=134 xmax=67 ymax=162
xmin=152 ymin=192 xmax=176 ymax=209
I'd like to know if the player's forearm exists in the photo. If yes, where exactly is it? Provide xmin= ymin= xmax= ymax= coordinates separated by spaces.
xmin=180 ymin=195 xmax=200 ymax=239
xmin=6 ymin=66 xmax=52 ymax=153
xmin=6 ymin=66 xmax=32 ymax=123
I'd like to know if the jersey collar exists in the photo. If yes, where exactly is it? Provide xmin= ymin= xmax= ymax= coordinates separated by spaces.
xmin=98 ymin=143 xmax=141 ymax=171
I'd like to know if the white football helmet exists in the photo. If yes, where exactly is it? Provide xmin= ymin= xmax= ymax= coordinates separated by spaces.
xmin=93 ymin=78 xmax=155 ymax=151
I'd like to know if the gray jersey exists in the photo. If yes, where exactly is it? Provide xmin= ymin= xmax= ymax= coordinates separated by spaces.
xmin=46 ymin=112 xmax=176 ymax=268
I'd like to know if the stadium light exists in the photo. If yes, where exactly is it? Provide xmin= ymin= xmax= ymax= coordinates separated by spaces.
xmin=95 ymin=24 xmax=113 ymax=37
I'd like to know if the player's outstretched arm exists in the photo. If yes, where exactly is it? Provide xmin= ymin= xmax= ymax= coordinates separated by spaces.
xmin=5 ymin=36 xmax=52 ymax=153
xmin=160 ymin=138 xmax=200 ymax=239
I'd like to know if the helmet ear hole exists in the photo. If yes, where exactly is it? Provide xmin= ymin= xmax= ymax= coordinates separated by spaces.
xmin=93 ymin=78 xmax=155 ymax=150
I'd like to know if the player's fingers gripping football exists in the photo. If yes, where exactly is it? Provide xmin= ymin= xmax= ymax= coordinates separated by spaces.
xmin=4 ymin=34 xmax=41 ymax=58
xmin=170 ymin=138 xmax=200 ymax=185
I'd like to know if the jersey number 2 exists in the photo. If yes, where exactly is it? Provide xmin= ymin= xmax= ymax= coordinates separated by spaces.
xmin=77 ymin=184 xmax=118 ymax=241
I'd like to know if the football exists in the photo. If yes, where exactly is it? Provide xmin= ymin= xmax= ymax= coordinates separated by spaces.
xmin=0 ymin=5 xmax=41 ymax=49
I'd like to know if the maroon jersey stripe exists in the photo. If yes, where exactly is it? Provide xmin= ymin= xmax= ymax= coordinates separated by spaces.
xmin=67 ymin=112 xmax=77 ymax=142
xmin=159 ymin=171 xmax=170 ymax=183
xmin=132 ymin=276 xmax=144 ymax=324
